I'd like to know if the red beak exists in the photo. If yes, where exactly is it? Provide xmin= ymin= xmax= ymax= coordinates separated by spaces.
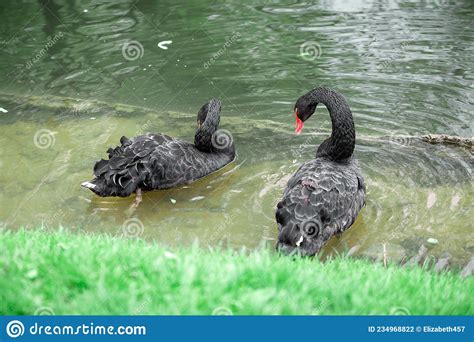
xmin=295 ymin=109 xmax=304 ymax=134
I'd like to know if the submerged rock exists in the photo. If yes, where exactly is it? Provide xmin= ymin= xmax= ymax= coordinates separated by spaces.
xmin=434 ymin=253 xmax=451 ymax=272
xmin=460 ymin=259 xmax=474 ymax=278
xmin=405 ymin=244 xmax=428 ymax=266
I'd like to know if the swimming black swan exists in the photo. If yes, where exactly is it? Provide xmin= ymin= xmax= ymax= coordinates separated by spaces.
xmin=82 ymin=99 xmax=235 ymax=201
xmin=276 ymin=87 xmax=365 ymax=256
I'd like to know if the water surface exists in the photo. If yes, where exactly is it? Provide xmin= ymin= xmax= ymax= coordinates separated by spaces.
xmin=0 ymin=0 xmax=472 ymax=265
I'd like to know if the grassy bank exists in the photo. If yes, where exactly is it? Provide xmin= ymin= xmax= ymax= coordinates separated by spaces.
xmin=0 ymin=229 xmax=472 ymax=315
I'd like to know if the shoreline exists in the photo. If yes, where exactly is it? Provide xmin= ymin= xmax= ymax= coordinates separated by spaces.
xmin=1 ymin=229 xmax=472 ymax=315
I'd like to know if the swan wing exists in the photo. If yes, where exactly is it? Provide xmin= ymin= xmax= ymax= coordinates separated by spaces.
xmin=278 ymin=158 xmax=365 ymax=236
xmin=87 ymin=133 xmax=234 ymax=197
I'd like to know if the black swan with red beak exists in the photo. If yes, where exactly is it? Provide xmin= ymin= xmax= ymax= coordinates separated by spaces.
xmin=276 ymin=87 xmax=365 ymax=256
xmin=82 ymin=99 xmax=235 ymax=200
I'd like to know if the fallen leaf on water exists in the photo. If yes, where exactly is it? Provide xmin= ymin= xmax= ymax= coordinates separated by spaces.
xmin=190 ymin=196 xmax=205 ymax=202
xmin=158 ymin=40 xmax=172 ymax=50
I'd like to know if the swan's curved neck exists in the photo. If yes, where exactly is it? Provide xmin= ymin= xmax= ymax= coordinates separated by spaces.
xmin=194 ymin=108 xmax=220 ymax=152
xmin=308 ymin=88 xmax=355 ymax=161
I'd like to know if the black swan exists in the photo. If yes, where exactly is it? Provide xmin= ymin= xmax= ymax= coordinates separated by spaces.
xmin=276 ymin=87 xmax=366 ymax=256
xmin=82 ymin=99 xmax=235 ymax=201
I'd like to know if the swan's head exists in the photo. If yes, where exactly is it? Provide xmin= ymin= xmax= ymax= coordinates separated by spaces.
xmin=294 ymin=94 xmax=317 ymax=134
xmin=197 ymin=98 xmax=221 ymax=128
xmin=276 ymin=214 xmax=327 ymax=257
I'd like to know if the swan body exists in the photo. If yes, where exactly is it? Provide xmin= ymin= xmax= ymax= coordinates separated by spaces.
xmin=82 ymin=99 xmax=235 ymax=197
xmin=276 ymin=87 xmax=365 ymax=256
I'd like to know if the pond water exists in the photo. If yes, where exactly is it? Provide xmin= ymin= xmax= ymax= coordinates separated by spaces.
xmin=0 ymin=0 xmax=472 ymax=265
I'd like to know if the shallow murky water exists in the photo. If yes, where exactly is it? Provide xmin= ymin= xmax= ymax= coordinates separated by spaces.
xmin=0 ymin=0 xmax=472 ymax=265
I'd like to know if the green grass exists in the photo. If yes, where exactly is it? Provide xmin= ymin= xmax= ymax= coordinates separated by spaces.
xmin=0 ymin=229 xmax=472 ymax=315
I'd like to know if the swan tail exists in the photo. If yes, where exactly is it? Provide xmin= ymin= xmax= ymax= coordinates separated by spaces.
xmin=83 ymin=133 xmax=197 ymax=197
xmin=81 ymin=181 xmax=97 ymax=190
xmin=82 ymin=158 xmax=147 ymax=197
xmin=82 ymin=135 xmax=151 ymax=197
xmin=81 ymin=177 xmax=113 ymax=197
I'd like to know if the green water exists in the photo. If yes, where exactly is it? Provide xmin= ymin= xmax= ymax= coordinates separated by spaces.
xmin=0 ymin=0 xmax=472 ymax=265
